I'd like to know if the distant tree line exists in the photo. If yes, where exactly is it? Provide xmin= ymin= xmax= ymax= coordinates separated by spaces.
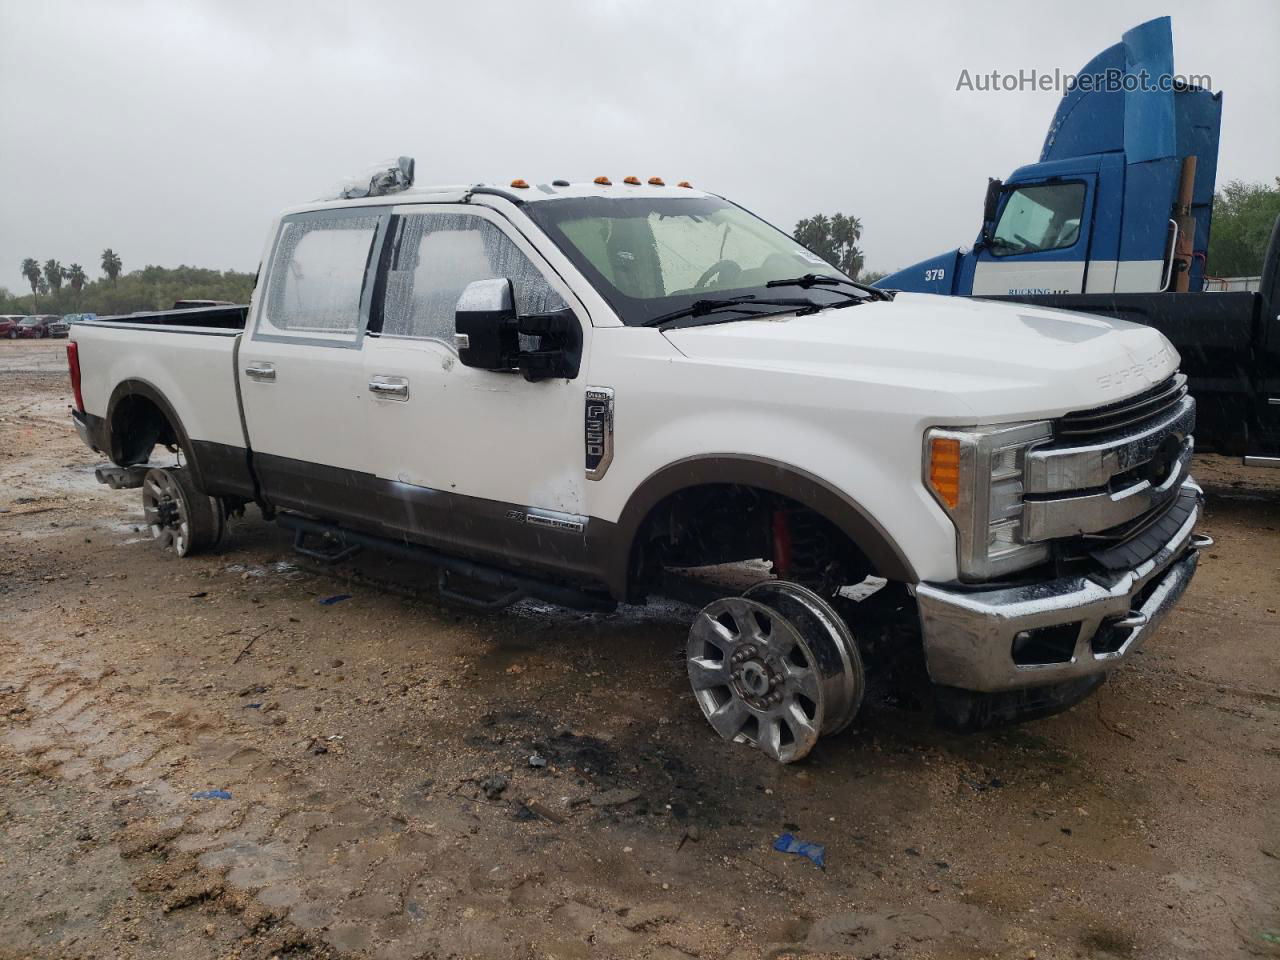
xmin=1206 ymin=177 xmax=1280 ymax=278
xmin=3 ymin=249 xmax=254 ymax=316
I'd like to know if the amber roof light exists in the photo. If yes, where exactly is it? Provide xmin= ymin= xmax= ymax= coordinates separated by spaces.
xmin=677 ymin=180 xmax=693 ymax=188
xmin=594 ymin=176 xmax=612 ymax=185
xmin=623 ymin=176 xmax=641 ymax=185
xmin=509 ymin=179 xmax=529 ymax=189
xmin=648 ymin=177 xmax=665 ymax=185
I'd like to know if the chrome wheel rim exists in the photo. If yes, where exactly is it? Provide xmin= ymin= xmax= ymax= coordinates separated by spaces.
xmin=743 ymin=580 xmax=864 ymax=736
xmin=141 ymin=469 xmax=190 ymax=556
xmin=686 ymin=597 xmax=825 ymax=763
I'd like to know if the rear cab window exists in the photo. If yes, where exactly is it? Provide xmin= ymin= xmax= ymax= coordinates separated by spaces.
xmin=255 ymin=209 xmax=388 ymax=347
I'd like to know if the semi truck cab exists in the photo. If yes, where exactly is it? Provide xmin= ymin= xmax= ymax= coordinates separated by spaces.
xmin=881 ymin=17 xmax=1221 ymax=298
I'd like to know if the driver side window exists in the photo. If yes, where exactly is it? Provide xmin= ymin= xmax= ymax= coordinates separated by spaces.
xmin=991 ymin=183 xmax=1085 ymax=258
xmin=380 ymin=212 xmax=566 ymax=340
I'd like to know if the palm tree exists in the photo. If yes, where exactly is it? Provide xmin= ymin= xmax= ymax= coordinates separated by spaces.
xmin=101 ymin=248 xmax=123 ymax=286
xmin=44 ymin=259 xmax=64 ymax=292
xmin=21 ymin=258 xmax=41 ymax=308
xmin=794 ymin=212 xmax=866 ymax=279
xmin=67 ymin=264 xmax=86 ymax=292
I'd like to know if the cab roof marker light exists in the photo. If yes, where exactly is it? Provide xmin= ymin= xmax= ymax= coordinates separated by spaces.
xmin=594 ymin=176 xmax=612 ymax=186
xmin=510 ymin=179 xmax=530 ymax=189
xmin=623 ymin=176 xmax=641 ymax=185
xmin=677 ymin=180 xmax=693 ymax=188
xmin=648 ymin=177 xmax=665 ymax=185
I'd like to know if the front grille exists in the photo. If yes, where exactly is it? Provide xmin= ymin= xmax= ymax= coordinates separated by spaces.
xmin=1056 ymin=374 xmax=1188 ymax=441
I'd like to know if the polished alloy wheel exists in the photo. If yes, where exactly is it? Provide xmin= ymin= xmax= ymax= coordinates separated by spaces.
xmin=687 ymin=583 xmax=865 ymax=763
xmin=142 ymin=468 xmax=193 ymax=555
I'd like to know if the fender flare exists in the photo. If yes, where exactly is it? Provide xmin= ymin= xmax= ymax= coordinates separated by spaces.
xmin=603 ymin=454 xmax=919 ymax=597
xmin=105 ymin=379 xmax=209 ymax=494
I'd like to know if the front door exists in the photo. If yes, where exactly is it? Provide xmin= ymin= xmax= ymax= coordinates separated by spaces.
xmin=239 ymin=208 xmax=388 ymax=524
xmin=972 ymin=176 xmax=1097 ymax=296
xmin=360 ymin=205 xmax=596 ymax=579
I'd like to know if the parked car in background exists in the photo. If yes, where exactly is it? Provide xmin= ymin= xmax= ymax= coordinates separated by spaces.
xmin=0 ymin=315 xmax=25 ymax=338
xmin=15 ymin=315 xmax=69 ymax=338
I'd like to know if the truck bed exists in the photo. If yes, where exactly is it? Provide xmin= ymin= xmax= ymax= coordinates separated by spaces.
xmin=87 ymin=304 xmax=249 ymax=330
xmin=70 ymin=316 xmax=250 ymax=495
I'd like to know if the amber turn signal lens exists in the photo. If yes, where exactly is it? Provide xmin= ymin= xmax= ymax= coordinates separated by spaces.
xmin=509 ymin=179 xmax=529 ymax=189
xmin=928 ymin=436 xmax=962 ymax=509
xmin=594 ymin=176 xmax=612 ymax=185
xmin=648 ymin=176 xmax=665 ymax=185
xmin=622 ymin=176 xmax=640 ymax=185
xmin=677 ymin=180 xmax=692 ymax=188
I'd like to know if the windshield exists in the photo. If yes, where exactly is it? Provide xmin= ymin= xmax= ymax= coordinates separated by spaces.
xmin=524 ymin=196 xmax=862 ymax=326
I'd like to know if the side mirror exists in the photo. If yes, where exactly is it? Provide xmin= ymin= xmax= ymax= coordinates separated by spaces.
xmin=454 ymin=278 xmax=583 ymax=382
xmin=454 ymin=278 xmax=519 ymax=371
xmin=980 ymin=177 xmax=1004 ymax=247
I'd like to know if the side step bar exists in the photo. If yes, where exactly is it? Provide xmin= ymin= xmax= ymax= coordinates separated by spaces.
xmin=275 ymin=511 xmax=616 ymax=613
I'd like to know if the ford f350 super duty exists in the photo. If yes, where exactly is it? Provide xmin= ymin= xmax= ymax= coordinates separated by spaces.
xmin=67 ymin=162 xmax=1209 ymax=762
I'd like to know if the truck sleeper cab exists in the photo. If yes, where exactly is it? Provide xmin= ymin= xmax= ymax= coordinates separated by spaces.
xmin=69 ymin=170 xmax=1206 ymax=761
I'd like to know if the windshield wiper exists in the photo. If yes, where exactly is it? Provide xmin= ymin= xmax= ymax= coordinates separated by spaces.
xmin=642 ymin=295 xmax=825 ymax=330
xmin=765 ymin=273 xmax=893 ymax=301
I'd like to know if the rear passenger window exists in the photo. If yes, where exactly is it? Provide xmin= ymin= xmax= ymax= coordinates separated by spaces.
xmin=259 ymin=213 xmax=382 ymax=343
xmin=381 ymin=213 xmax=566 ymax=341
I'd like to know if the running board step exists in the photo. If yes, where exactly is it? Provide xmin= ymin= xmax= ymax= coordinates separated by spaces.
xmin=274 ymin=511 xmax=615 ymax=613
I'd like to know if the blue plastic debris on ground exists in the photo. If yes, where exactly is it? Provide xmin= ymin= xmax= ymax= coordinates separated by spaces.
xmin=773 ymin=833 xmax=826 ymax=869
xmin=318 ymin=594 xmax=352 ymax=605
xmin=192 ymin=789 xmax=232 ymax=800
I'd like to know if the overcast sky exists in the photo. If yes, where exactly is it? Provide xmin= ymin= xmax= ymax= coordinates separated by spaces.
xmin=1 ymin=0 xmax=1276 ymax=288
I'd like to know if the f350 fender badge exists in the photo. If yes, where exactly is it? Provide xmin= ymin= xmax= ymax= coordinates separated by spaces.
xmin=585 ymin=387 xmax=615 ymax=480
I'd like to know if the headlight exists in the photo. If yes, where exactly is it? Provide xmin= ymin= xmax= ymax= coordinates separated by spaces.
xmin=925 ymin=421 xmax=1052 ymax=581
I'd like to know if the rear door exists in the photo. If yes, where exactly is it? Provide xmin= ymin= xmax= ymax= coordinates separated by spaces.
xmin=971 ymin=177 xmax=1096 ymax=296
xmin=359 ymin=204 xmax=596 ymax=579
xmin=239 ymin=207 xmax=389 ymax=523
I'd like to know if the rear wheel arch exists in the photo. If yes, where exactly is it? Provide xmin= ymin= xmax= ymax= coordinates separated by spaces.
xmin=607 ymin=455 xmax=918 ymax=600
xmin=105 ymin=380 xmax=209 ymax=493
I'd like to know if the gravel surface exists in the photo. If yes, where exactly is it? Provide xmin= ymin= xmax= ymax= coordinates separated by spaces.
xmin=1 ymin=359 xmax=1277 ymax=959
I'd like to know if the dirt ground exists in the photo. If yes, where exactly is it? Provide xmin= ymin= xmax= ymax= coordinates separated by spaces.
xmin=2 ymin=339 xmax=1278 ymax=960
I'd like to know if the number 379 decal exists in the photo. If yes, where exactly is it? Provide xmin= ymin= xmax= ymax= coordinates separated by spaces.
xmin=924 ymin=268 xmax=946 ymax=282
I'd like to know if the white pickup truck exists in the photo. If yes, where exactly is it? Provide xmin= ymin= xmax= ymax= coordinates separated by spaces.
xmin=68 ymin=161 xmax=1206 ymax=762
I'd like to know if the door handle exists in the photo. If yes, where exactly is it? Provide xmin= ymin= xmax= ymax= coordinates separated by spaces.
xmin=244 ymin=362 xmax=276 ymax=382
xmin=368 ymin=376 xmax=409 ymax=400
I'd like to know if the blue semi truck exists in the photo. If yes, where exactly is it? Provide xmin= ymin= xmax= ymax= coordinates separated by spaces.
xmin=877 ymin=17 xmax=1279 ymax=464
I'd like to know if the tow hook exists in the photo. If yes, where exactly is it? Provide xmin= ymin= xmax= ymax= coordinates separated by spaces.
xmin=1190 ymin=533 xmax=1214 ymax=549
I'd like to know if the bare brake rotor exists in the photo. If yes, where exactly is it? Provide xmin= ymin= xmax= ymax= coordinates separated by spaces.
xmin=686 ymin=582 xmax=865 ymax=764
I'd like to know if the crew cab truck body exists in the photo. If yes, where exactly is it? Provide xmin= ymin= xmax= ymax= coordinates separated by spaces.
xmin=69 ymin=171 xmax=1206 ymax=761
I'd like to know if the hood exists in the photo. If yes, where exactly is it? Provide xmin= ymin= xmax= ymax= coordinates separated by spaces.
xmin=661 ymin=292 xmax=1180 ymax=423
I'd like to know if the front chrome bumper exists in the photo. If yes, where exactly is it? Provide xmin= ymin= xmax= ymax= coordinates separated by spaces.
xmin=916 ymin=479 xmax=1202 ymax=693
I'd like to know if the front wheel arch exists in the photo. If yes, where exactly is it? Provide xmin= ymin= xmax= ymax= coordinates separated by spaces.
xmin=606 ymin=455 xmax=918 ymax=601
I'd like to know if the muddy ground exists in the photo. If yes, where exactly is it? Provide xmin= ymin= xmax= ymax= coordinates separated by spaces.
xmin=1 ymin=339 xmax=1277 ymax=960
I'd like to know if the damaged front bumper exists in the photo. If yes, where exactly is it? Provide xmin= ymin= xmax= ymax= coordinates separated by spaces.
xmin=915 ymin=479 xmax=1202 ymax=699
